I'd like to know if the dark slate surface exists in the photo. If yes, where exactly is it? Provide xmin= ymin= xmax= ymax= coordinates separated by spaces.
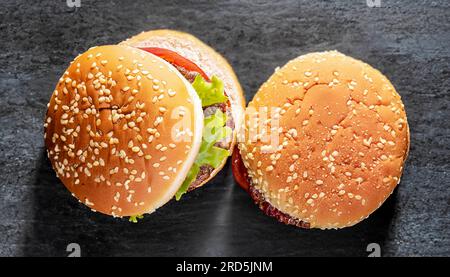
xmin=0 ymin=0 xmax=449 ymax=257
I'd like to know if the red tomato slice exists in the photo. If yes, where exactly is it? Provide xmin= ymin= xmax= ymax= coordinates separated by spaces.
xmin=231 ymin=146 xmax=250 ymax=192
xmin=139 ymin=47 xmax=209 ymax=81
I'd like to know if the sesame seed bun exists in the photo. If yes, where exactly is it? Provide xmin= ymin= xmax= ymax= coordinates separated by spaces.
xmin=44 ymin=45 xmax=203 ymax=217
xmin=120 ymin=29 xmax=245 ymax=187
xmin=238 ymin=51 xmax=410 ymax=229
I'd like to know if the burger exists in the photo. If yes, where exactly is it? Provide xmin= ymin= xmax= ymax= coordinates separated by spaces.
xmin=44 ymin=30 xmax=244 ymax=220
xmin=233 ymin=51 xmax=409 ymax=229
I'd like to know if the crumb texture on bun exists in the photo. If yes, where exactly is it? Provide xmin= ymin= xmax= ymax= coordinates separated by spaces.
xmin=239 ymin=51 xmax=409 ymax=229
xmin=44 ymin=45 xmax=203 ymax=217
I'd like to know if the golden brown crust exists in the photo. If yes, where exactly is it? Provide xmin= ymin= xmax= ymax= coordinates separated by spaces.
xmin=120 ymin=29 xmax=246 ymax=187
xmin=44 ymin=45 xmax=203 ymax=217
xmin=238 ymin=51 xmax=409 ymax=229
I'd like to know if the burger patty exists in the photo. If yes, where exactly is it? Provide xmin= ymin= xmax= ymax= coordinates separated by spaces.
xmin=173 ymin=64 xmax=235 ymax=190
xmin=188 ymin=165 xmax=214 ymax=192
xmin=249 ymin=185 xmax=311 ymax=229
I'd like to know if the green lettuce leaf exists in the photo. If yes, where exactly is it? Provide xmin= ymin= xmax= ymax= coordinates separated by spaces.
xmin=175 ymin=164 xmax=200 ymax=201
xmin=192 ymin=75 xmax=228 ymax=107
xmin=129 ymin=214 xmax=144 ymax=223
xmin=198 ymin=110 xmax=232 ymax=168
xmin=175 ymin=76 xmax=231 ymax=200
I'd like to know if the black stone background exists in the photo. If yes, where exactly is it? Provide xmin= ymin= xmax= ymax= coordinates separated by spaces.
xmin=0 ymin=0 xmax=449 ymax=257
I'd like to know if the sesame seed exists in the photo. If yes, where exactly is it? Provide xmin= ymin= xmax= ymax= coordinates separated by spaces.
xmin=114 ymin=192 xmax=120 ymax=202
xmin=315 ymin=180 xmax=323 ymax=185
xmin=85 ymin=198 xmax=94 ymax=206
xmin=363 ymin=137 xmax=373 ymax=147
xmin=84 ymin=168 xmax=91 ymax=177
xmin=168 ymin=89 xmax=176 ymax=97
xmin=154 ymin=116 xmax=163 ymax=126
xmin=128 ymin=140 xmax=133 ymax=148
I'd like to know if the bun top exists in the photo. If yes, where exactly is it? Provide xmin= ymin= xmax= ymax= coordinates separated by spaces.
xmin=44 ymin=45 xmax=203 ymax=217
xmin=239 ymin=51 xmax=409 ymax=229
